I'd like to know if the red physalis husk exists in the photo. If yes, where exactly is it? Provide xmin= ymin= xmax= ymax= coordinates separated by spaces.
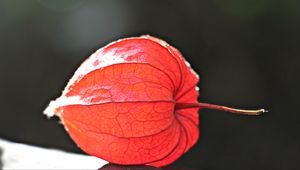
xmin=44 ymin=35 xmax=264 ymax=167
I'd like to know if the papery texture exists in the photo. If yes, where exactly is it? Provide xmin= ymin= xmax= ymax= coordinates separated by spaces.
xmin=44 ymin=35 xmax=199 ymax=167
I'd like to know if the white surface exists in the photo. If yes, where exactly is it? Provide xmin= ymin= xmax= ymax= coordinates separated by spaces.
xmin=0 ymin=138 xmax=107 ymax=169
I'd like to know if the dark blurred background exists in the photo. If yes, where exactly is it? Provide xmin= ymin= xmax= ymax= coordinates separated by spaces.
xmin=0 ymin=0 xmax=299 ymax=169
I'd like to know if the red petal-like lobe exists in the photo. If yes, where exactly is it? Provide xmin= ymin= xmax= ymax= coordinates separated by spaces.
xmin=44 ymin=35 xmax=200 ymax=167
xmin=62 ymin=116 xmax=181 ymax=165
xmin=146 ymin=119 xmax=187 ymax=167
xmin=67 ymin=63 xmax=174 ymax=104
xmin=64 ymin=38 xmax=184 ymax=97
xmin=59 ymin=102 xmax=174 ymax=138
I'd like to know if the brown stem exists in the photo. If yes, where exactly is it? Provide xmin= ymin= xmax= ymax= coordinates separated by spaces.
xmin=175 ymin=102 xmax=266 ymax=115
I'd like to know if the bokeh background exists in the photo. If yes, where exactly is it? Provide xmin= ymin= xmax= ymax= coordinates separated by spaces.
xmin=0 ymin=0 xmax=299 ymax=169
